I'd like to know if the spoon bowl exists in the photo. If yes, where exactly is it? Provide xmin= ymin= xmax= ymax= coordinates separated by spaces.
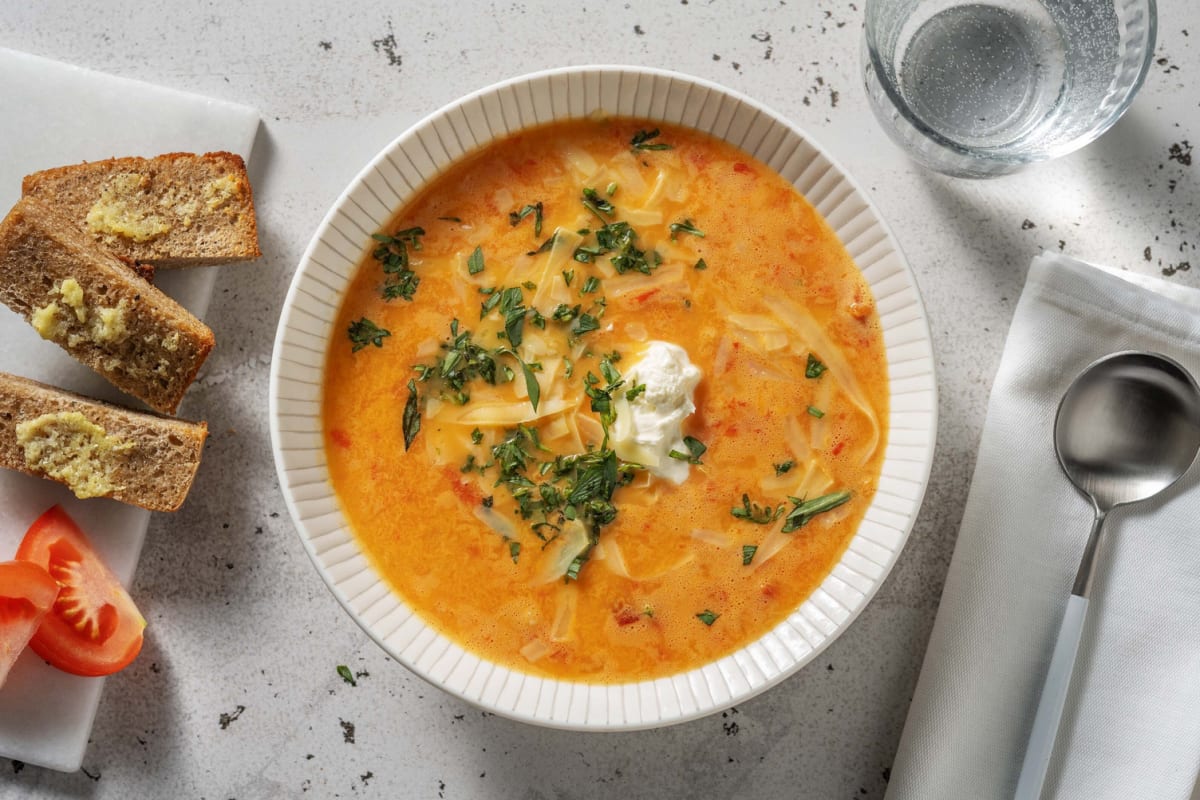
xmin=1055 ymin=352 xmax=1200 ymax=511
xmin=1016 ymin=351 xmax=1200 ymax=800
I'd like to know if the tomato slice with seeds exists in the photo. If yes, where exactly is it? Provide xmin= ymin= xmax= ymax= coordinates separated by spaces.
xmin=16 ymin=506 xmax=145 ymax=677
xmin=0 ymin=560 xmax=59 ymax=686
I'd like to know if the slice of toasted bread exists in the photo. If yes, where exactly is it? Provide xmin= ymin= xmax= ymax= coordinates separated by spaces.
xmin=0 ymin=372 xmax=207 ymax=512
xmin=0 ymin=197 xmax=214 ymax=414
xmin=22 ymin=152 xmax=260 ymax=268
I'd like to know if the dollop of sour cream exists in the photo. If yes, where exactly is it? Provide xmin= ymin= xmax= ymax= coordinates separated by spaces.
xmin=611 ymin=340 xmax=702 ymax=484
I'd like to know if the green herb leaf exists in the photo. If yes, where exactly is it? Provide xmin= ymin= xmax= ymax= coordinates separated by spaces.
xmin=529 ymin=232 xmax=557 ymax=256
xmin=348 ymin=317 xmax=390 ymax=352
xmin=773 ymin=460 xmax=794 ymax=476
xmin=509 ymin=201 xmax=544 ymax=237
xmin=625 ymin=383 xmax=646 ymax=402
xmin=694 ymin=258 xmax=708 ymax=271
xmin=806 ymin=353 xmax=827 ymax=379
xmin=372 ymin=227 xmax=426 ymax=302
xmin=696 ymin=609 xmax=719 ymax=626
xmin=336 ymin=664 xmax=357 ymax=687
xmin=669 ymin=219 xmax=705 ymax=240
xmin=471 ymin=427 xmax=483 ymax=445
xmin=562 ymin=268 xmax=575 ymax=286
xmin=807 ymin=406 xmax=825 ymax=418
xmin=781 ymin=490 xmax=852 ymax=533
xmin=516 ymin=357 xmax=540 ymax=412
xmin=402 ymin=379 xmax=421 ymax=450
xmin=573 ymin=313 xmax=601 ymax=335
xmin=582 ymin=187 xmax=614 ymax=220
xmin=731 ymin=493 xmax=782 ymax=525
xmin=467 ymin=245 xmax=485 ymax=275
xmin=668 ymin=435 xmax=707 ymax=465
xmin=631 ymin=128 xmax=673 ymax=151
xmin=508 ymin=540 xmax=521 ymax=564
xmin=742 ymin=545 xmax=758 ymax=566
xmin=581 ymin=275 xmax=601 ymax=294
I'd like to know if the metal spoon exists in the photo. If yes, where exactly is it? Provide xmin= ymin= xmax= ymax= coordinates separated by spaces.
xmin=1015 ymin=351 xmax=1200 ymax=799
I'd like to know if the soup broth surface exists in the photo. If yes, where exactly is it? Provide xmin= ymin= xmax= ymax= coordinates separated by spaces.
xmin=324 ymin=118 xmax=888 ymax=681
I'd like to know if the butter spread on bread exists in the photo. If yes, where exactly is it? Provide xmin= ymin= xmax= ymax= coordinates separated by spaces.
xmin=22 ymin=152 xmax=260 ymax=268
xmin=0 ymin=372 xmax=207 ymax=511
xmin=0 ymin=197 xmax=214 ymax=414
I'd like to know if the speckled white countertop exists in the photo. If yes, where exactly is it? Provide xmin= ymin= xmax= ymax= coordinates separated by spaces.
xmin=2 ymin=1 xmax=1198 ymax=797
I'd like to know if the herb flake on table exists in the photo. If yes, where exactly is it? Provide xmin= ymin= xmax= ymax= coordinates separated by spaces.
xmin=337 ymin=664 xmax=357 ymax=686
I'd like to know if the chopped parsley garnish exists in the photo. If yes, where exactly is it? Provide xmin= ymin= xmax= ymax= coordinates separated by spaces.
xmin=625 ymin=383 xmax=646 ymax=402
xmin=696 ymin=609 xmax=719 ymax=626
xmin=562 ymin=268 xmax=574 ymax=286
xmin=731 ymin=493 xmax=783 ymax=524
xmin=347 ymin=317 xmax=390 ymax=352
xmin=497 ymin=286 xmax=527 ymax=347
xmin=372 ymin=226 xmax=425 ymax=301
xmin=631 ymin=128 xmax=672 ymax=151
xmin=509 ymin=202 xmax=544 ymax=237
xmin=694 ymin=258 xmax=708 ymax=270
xmin=668 ymin=435 xmax=707 ymax=465
xmin=582 ymin=187 xmax=614 ymax=220
xmin=414 ymin=319 xmax=497 ymax=405
xmin=529 ymin=233 xmax=557 ymax=256
xmin=773 ymin=460 xmax=794 ymax=476
xmin=402 ymin=379 xmax=421 ymax=450
xmin=508 ymin=540 xmax=522 ymax=564
xmin=574 ymin=312 xmax=601 ymax=335
xmin=742 ymin=545 xmax=758 ymax=566
xmin=467 ymin=245 xmax=485 ymax=275
xmin=499 ymin=349 xmax=541 ymax=412
xmin=807 ymin=406 xmax=825 ymax=418
xmin=781 ymin=490 xmax=852 ymax=533
xmin=669 ymin=219 xmax=705 ymax=240
xmin=461 ymin=454 xmax=478 ymax=473
xmin=336 ymin=664 xmax=357 ymax=686
xmin=471 ymin=427 xmax=484 ymax=445
xmin=552 ymin=303 xmax=581 ymax=322
xmin=487 ymin=426 xmax=643 ymax=581
xmin=581 ymin=275 xmax=601 ymax=294
xmin=806 ymin=353 xmax=828 ymax=379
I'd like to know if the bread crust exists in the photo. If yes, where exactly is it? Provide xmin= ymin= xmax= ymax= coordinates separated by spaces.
xmin=0 ymin=371 xmax=207 ymax=512
xmin=0 ymin=197 xmax=214 ymax=414
xmin=22 ymin=151 xmax=260 ymax=268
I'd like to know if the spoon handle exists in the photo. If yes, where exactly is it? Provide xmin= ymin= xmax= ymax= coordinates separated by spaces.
xmin=1013 ymin=593 xmax=1090 ymax=800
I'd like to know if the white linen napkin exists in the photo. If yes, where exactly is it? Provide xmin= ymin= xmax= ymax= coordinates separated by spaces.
xmin=886 ymin=253 xmax=1200 ymax=800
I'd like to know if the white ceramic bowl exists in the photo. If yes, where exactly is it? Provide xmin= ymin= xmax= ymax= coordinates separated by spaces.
xmin=270 ymin=66 xmax=937 ymax=730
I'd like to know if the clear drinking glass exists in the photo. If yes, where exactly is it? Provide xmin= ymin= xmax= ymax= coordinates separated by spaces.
xmin=863 ymin=0 xmax=1157 ymax=177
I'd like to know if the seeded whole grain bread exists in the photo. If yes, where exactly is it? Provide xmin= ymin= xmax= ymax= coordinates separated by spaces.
xmin=21 ymin=151 xmax=260 ymax=268
xmin=0 ymin=197 xmax=214 ymax=414
xmin=0 ymin=372 xmax=207 ymax=512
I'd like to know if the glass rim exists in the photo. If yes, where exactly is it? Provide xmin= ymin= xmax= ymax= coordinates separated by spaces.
xmin=862 ymin=0 xmax=1159 ymax=169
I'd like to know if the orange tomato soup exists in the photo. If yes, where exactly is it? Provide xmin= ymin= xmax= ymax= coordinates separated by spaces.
xmin=324 ymin=119 xmax=888 ymax=682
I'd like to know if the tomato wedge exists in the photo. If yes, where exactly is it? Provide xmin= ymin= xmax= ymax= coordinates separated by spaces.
xmin=16 ymin=506 xmax=145 ymax=677
xmin=0 ymin=560 xmax=60 ymax=686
